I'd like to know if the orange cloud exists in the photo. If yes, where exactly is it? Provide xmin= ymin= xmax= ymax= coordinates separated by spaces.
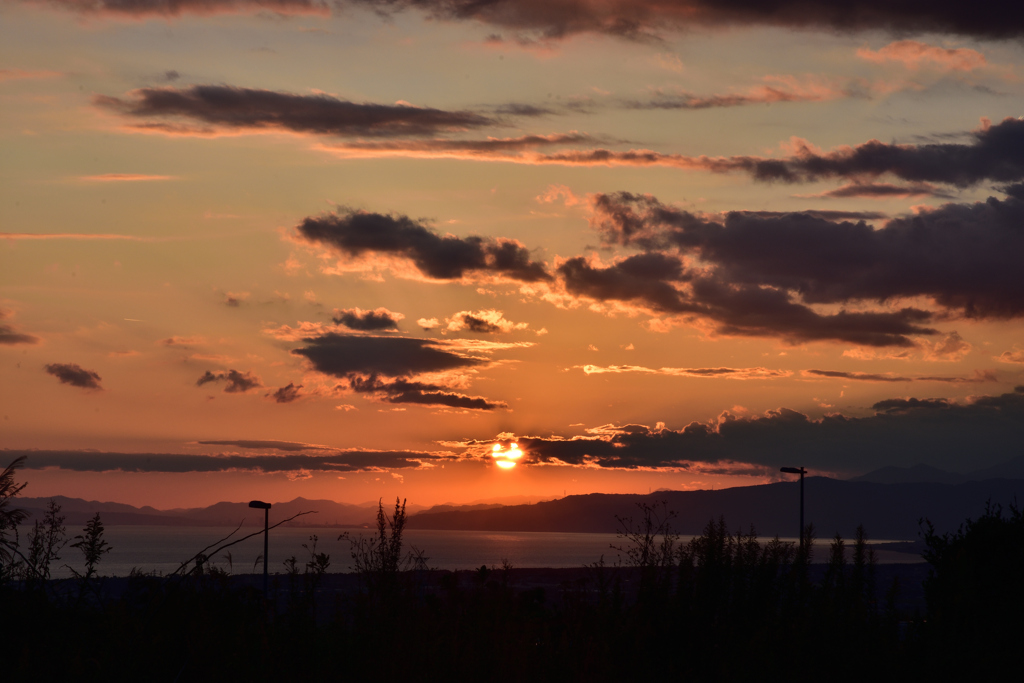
xmin=857 ymin=41 xmax=987 ymax=71
xmin=994 ymin=348 xmax=1024 ymax=365
xmin=444 ymin=309 xmax=529 ymax=334
xmin=577 ymin=365 xmax=792 ymax=380
xmin=634 ymin=74 xmax=848 ymax=110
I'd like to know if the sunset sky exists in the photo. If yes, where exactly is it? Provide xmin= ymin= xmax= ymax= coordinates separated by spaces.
xmin=2 ymin=1 xmax=1023 ymax=509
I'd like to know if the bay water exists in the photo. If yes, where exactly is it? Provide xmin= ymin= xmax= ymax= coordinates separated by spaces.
xmin=26 ymin=526 xmax=922 ymax=579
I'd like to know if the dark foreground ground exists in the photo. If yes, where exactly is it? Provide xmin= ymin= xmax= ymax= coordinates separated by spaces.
xmin=91 ymin=562 xmax=932 ymax=616
xmin=5 ymin=507 xmax=1021 ymax=682
xmin=1 ymin=559 xmax=1004 ymax=683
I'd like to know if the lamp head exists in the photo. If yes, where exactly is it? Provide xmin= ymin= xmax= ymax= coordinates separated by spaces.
xmin=248 ymin=500 xmax=271 ymax=509
xmin=780 ymin=467 xmax=805 ymax=474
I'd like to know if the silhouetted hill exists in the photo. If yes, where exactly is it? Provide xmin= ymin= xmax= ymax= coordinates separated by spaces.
xmin=972 ymin=455 xmax=1024 ymax=480
xmin=16 ymin=496 xmax=381 ymax=527
xmin=418 ymin=503 xmax=506 ymax=515
xmin=852 ymin=455 xmax=1024 ymax=484
xmin=406 ymin=478 xmax=1024 ymax=539
xmin=851 ymin=464 xmax=966 ymax=485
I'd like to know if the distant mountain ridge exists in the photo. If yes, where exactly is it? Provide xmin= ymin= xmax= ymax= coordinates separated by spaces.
xmin=852 ymin=455 xmax=1024 ymax=484
xmin=16 ymin=476 xmax=1024 ymax=540
xmin=405 ymin=478 xmax=1024 ymax=540
xmin=15 ymin=496 xmax=386 ymax=528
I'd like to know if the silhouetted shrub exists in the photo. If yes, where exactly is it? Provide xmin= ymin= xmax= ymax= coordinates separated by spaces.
xmin=920 ymin=503 xmax=1024 ymax=675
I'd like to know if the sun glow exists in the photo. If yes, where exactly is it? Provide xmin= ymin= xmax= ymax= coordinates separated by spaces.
xmin=492 ymin=442 xmax=523 ymax=469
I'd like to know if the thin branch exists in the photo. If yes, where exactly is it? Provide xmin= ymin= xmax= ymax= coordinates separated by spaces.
xmin=0 ymin=537 xmax=35 ymax=573
xmin=170 ymin=510 xmax=318 ymax=577
xmin=169 ymin=520 xmax=245 ymax=577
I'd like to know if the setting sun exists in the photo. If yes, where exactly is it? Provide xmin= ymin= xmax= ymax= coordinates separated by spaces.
xmin=492 ymin=443 xmax=524 ymax=469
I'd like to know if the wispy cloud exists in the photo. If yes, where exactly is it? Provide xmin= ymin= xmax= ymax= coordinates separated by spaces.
xmin=803 ymin=369 xmax=996 ymax=383
xmin=577 ymin=365 xmax=791 ymax=379
xmin=857 ymin=41 xmax=987 ymax=72
xmin=626 ymin=75 xmax=848 ymax=110
xmin=77 ymin=173 xmax=177 ymax=182
xmin=4 ymin=447 xmax=459 ymax=473
xmin=800 ymin=181 xmax=952 ymax=199
xmin=319 ymin=118 xmax=1024 ymax=192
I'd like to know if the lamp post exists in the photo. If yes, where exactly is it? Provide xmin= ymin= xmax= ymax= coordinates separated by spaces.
xmin=779 ymin=467 xmax=806 ymax=550
xmin=248 ymin=500 xmax=272 ymax=596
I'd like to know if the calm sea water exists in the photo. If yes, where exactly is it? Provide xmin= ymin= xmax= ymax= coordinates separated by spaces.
xmin=22 ymin=526 xmax=922 ymax=578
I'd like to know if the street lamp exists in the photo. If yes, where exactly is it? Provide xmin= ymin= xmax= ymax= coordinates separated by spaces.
xmin=779 ymin=467 xmax=806 ymax=550
xmin=248 ymin=500 xmax=272 ymax=596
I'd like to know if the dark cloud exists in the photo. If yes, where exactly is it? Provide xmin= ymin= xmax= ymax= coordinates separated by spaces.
xmin=814 ymin=182 xmax=952 ymax=199
xmin=805 ymin=369 xmax=996 ymax=383
xmin=24 ymin=0 xmax=1024 ymax=40
xmin=325 ymin=132 xmax=599 ymax=155
xmin=590 ymin=191 xmax=1024 ymax=320
xmin=559 ymin=252 xmax=694 ymax=313
xmin=341 ymin=1 xmax=1024 ymax=42
xmin=292 ymin=333 xmax=487 ymax=378
xmin=195 ymin=369 xmax=263 ymax=393
xmin=95 ymin=85 xmax=493 ymax=138
xmin=808 ymin=370 xmax=910 ymax=382
xmin=18 ymin=0 xmax=328 ymax=17
xmin=0 ymin=325 xmax=39 ymax=345
xmin=712 ymin=117 xmax=1024 ymax=187
xmin=442 ymin=309 xmax=528 ymax=334
xmin=268 ymin=383 xmax=303 ymax=403
xmin=0 ymin=310 xmax=40 ymax=345
xmin=290 ymin=332 xmax=513 ymax=410
xmin=492 ymin=103 xmax=556 ymax=117
xmin=504 ymin=119 xmax=1024 ymax=188
xmin=332 ymin=307 xmax=402 ymax=331
xmin=871 ymin=397 xmax=954 ymax=412
xmin=348 ymin=374 xmax=506 ymax=410
xmin=490 ymin=387 xmax=1024 ymax=474
xmin=456 ymin=314 xmax=501 ymax=333
xmin=4 ymin=448 xmax=454 ymax=473
xmin=44 ymin=363 xmax=102 ymax=390
xmin=558 ymin=254 xmax=936 ymax=347
xmin=623 ymin=87 xmax=835 ymax=111
xmin=161 ymin=70 xmax=180 ymax=82
xmin=295 ymin=208 xmax=550 ymax=282
xmin=738 ymin=209 xmax=889 ymax=221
